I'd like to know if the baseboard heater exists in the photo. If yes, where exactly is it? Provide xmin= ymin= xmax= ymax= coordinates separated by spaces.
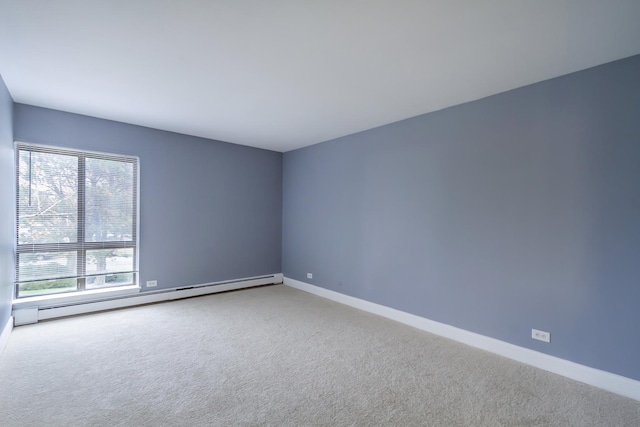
xmin=13 ymin=273 xmax=283 ymax=326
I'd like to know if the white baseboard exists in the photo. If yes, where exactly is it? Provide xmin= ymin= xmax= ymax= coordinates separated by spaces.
xmin=0 ymin=315 xmax=13 ymax=356
xmin=284 ymin=277 xmax=640 ymax=402
xmin=13 ymin=273 xmax=283 ymax=325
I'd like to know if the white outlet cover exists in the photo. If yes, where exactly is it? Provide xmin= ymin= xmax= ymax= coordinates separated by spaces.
xmin=146 ymin=280 xmax=157 ymax=287
xmin=532 ymin=329 xmax=551 ymax=343
xmin=307 ymin=273 xmax=313 ymax=279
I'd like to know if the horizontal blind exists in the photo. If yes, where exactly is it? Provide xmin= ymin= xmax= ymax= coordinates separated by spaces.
xmin=16 ymin=143 xmax=138 ymax=297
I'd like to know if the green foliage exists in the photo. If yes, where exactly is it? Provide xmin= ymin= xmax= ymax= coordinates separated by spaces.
xmin=18 ymin=151 xmax=78 ymax=244
xmin=85 ymin=157 xmax=134 ymax=242
xmin=18 ymin=279 xmax=77 ymax=296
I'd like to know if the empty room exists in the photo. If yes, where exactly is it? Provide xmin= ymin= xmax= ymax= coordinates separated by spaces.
xmin=1 ymin=1 xmax=640 ymax=425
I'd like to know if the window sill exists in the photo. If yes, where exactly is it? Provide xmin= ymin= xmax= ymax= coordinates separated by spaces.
xmin=13 ymin=285 xmax=141 ymax=310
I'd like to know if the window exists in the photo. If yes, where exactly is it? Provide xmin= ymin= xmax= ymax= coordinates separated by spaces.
xmin=15 ymin=143 xmax=138 ymax=298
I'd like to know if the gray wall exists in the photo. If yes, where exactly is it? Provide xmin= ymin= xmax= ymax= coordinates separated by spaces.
xmin=14 ymin=105 xmax=283 ymax=291
xmin=0 ymin=75 xmax=13 ymax=327
xmin=283 ymin=54 xmax=640 ymax=381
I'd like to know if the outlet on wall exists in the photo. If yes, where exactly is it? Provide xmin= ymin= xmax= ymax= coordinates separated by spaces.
xmin=146 ymin=280 xmax=157 ymax=287
xmin=532 ymin=329 xmax=551 ymax=343
xmin=306 ymin=273 xmax=313 ymax=279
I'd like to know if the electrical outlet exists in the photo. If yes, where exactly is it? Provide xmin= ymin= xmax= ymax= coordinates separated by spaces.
xmin=307 ymin=273 xmax=313 ymax=279
xmin=146 ymin=280 xmax=157 ymax=288
xmin=532 ymin=329 xmax=550 ymax=343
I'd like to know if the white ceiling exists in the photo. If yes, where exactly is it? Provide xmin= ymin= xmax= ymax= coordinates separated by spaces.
xmin=1 ymin=1 xmax=639 ymax=152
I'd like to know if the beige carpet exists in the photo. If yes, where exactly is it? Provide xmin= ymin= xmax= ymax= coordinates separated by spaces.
xmin=0 ymin=284 xmax=638 ymax=426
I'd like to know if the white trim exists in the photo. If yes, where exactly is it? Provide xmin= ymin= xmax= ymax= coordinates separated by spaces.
xmin=13 ymin=308 xmax=38 ymax=326
xmin=0 ymin=316 xmax=13 ymax=356
xmin=284 ymin=277 xmax=640 ymax=402
xmin=13 ymin=285 xmax=141 ymax=311
xmin=13 ymin=273 xmax=283 ymax=324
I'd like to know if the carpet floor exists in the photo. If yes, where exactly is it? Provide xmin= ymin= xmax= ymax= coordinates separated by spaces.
xmin=0 ymin=284 xmax=638 ymax=426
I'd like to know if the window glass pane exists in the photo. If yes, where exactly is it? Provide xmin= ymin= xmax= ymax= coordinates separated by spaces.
xmin=18 ymin=278 xmax=77 ymax=297
xmin=86 ymin=248 xmax=133 ymax=275
xmin=86 ymin=249 xmax=134 ymax=289
xmin=86 ymin=273 xmax=134 ymax=289
xmin=18 ymin=150 xmax=78 ymax=244
xmin=18 ymin=251 xmax=77 ymax=282
xmin=85 ymin=158 xmax=133 ymax=242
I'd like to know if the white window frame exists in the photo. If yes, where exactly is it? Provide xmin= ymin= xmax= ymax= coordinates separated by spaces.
xmin=14 ymin=142 xmax=140 ymax=299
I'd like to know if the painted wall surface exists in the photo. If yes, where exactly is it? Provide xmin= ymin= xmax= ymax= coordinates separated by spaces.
xmin=14 ymin=105 xmax=282 ymax=291
xmin=283 ymin=55 xmax=640 ymax=381
xmin=0 ymin=75 xmax=14 ymax=326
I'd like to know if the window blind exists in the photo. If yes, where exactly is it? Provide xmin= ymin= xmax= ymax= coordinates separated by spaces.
xmin=15 ymin=143 xmax=139 ymax=297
